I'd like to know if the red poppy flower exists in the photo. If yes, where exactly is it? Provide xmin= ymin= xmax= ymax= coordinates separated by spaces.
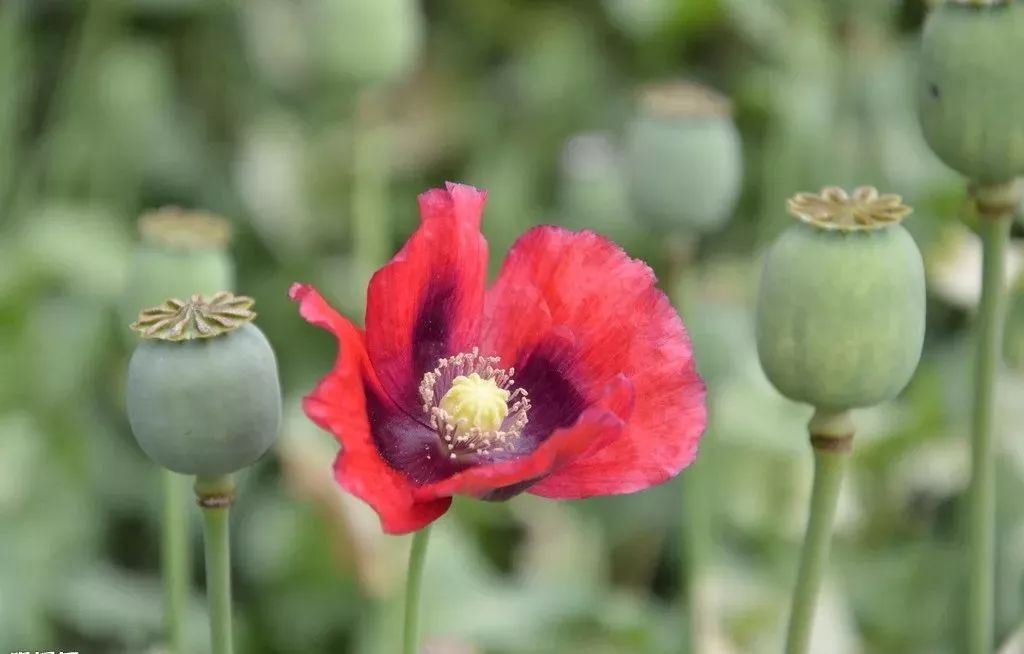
xmin=290 ymin=183 xmax=706 ymax=534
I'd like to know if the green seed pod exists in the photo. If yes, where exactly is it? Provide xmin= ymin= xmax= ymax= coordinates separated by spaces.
xmin=313 ymin=0 xmax=424 ymax=85
xmin=558 ymin=132 xmax=635 ymax=241
xmin=126 ymin=293 xmax=282 ymax=476
xmin=917 ymin=0 xmax=1024 ymax=183
xmin=756 ymin=187 xmax=926 ymax=410
xmin=625 ymin=82 xmax=743 ymax=234
xmin=120 ymin=208 xmax=234 ymax=338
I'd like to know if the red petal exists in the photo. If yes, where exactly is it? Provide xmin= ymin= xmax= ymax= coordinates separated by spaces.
xmin=484 ymin=227 xmax=707 ymax=498
xmin=413 ymin=375 xmax=634 ymax=501
xmin=482 ymin=279 xmax=552 ymax=366
xmin=290 ymin=283 xmax=451 ymax=534
xmin=365 ymin=183 xmax=489 ymax=415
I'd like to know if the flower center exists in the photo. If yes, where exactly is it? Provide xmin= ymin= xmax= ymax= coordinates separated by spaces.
xmin=419 ymin=348 xmax=530 ymax=459
xmin=439 ymin=373 xmax=510 ymax=432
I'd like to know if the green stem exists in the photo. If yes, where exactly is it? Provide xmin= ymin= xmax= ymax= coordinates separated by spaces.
xmin=665 ymin=235 xmax=709 ymax=654
xmin=162 ymin=470 xmax=191 ymax=654
xmin=966 ymin=200 xmax=1013 ymax=654
xmin=682 ymin=459 xmax=712 ymax=654
xmin=352 ymin=90 xmax=392 ymax=287
xmin=0 ymin=2 xmax=27 ymax=214
xmin=403 ymin=525 xmax=432 ymax=654
xmin=196 ymin=475 xmax=235 ymax=654
xmin=784 ymin=409 xmax=854 ymax=654
xmin=9 ymin=0 xmax=122 ymax=215
xmin=46 ymin=0 xmax=124 ymax=199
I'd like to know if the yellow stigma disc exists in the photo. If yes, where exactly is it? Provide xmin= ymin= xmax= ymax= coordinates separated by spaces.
xmin=439 ymin=373 xmax=510 ymax=433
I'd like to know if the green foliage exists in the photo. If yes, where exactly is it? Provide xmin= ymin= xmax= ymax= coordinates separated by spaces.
xmin=0 ymin=0 xmax=1015 ymax=652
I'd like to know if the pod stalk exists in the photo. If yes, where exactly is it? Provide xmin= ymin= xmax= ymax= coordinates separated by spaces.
xmin=965 ymin=180 xmax=1018 ymax=654
xmin=195 ymin=474 xmax=235 ymax=654
xmin=784 ymin=409 xmax=854 ymax=654
xmin=162 ymin=470 xmax=190 ymax=654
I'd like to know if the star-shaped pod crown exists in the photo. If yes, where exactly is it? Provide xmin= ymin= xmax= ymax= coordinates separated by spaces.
xmin=131 ymin=292 xmax=256 ymax=341
xmin=787 ymin=186 xmax=912 ymax=232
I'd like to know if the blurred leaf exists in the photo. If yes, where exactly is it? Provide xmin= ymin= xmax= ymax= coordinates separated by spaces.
xmin=23 ymin=297 xmax=110 ymax=408
xmin=17 ymin=202 xmax=131 ymax=300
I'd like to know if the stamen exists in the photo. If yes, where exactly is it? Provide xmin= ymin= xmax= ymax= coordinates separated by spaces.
xmin=418 ymin=348 xmax=531 ymax=459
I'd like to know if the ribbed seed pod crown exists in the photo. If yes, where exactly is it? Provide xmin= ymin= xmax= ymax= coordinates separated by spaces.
xmin=625 ymin=81 xmax=743 ymax=233
xmin=756 ymin=187 xmax=926 ymax=410
xmin=918 ymin=0 xmax=1024 ymax=183
xmin=126 ymin=293 xmax=282 ymax=476
xmin=120 ymin=208 xmax=235 ymax=337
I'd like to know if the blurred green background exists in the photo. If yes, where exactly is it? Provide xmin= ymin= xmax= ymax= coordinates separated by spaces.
xmin=3 ymin=0 xmax=1022 ymax=652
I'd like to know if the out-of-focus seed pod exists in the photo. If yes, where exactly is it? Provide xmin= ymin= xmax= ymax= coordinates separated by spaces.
xmin=120 ymin=208 xmax=234 ymax=338
xmin=756 ymin=187 xmax=926 ymax=410
xmin=558 ymin=132 xmax=634 ymax=242
xmin=94 ymin=41 xmax=174 ymax=171
xmin=312 ymin=0 xmax=424 ymax=85
xmin=126 ymin=293 xmax=282 ymax=476
xmin=603 ymin=0 xmax=675 ymax=39
xmin=625 ymin=81 xmax=743 ymax=234
xmin=917 ymin=0 xmax=1024 ymax=183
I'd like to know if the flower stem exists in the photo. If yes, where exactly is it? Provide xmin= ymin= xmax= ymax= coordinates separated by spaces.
xmin=403 ymin=525 xmax=432 ymax=654
xmin=196 ymin=475 xmax=235 ymax=654
xmin=162 ymin=470 xmax=191 ymax=654
xmin=966 ymin=182 xmax=1016 ymax=654
xmin=784 ymin=409 xmax=854 ymax=654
